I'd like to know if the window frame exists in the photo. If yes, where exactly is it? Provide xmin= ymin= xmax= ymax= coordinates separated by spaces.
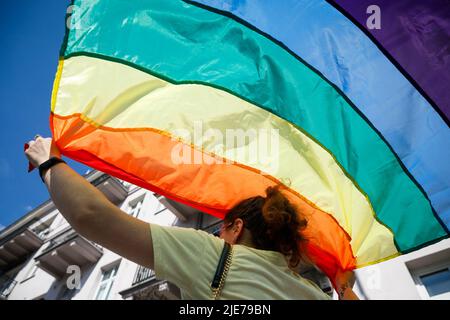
xmin=94 ymin=263 xmax=120 ymax=300
xmin=413 ymin=265 xmax=450 ymax=300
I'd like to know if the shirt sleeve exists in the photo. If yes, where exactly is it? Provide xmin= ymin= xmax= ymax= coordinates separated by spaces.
xmin=149 ymin=223 xmax=223 ymax=294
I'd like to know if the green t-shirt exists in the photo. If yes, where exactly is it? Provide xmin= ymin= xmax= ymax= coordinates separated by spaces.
xmin=150 ymin=223 xmax=331 ymax=300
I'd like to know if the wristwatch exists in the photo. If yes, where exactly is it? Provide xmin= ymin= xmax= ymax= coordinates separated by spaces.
xmin=39 ymin=157 xmax=66 ymax=183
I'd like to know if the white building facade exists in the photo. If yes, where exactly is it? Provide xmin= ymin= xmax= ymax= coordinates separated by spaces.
xmin=0 ymin=170 xmax=218 ymax=300
xmin=0 ymin=171 xmax=448 ymax=300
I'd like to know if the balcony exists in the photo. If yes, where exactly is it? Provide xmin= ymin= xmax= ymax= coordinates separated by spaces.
xmin=156 ymin=195 xmax=201 ymax=222
xmin=0 ymin=227 xmax=43 ymax=272
xmin=90 ymin=173 xmax=129 ymax=205
xmin=34 ymin=228 xmax=103 ymax=279
xmin=0 ymin=275 xmax=17 ymax=300
xmin=119 ymin=266 xmax=180 ymax=300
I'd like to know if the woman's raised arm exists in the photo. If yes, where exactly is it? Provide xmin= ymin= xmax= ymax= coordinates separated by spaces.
xmin=25 ymin=137 xmax=155 ymax=269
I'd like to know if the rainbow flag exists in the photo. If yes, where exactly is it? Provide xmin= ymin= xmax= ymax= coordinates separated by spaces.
xmin=51 ymin=0 xmax=450 ymax=280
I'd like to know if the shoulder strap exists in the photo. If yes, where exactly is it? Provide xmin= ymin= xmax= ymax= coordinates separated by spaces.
xmin=211 ymin=242 xmax=233 ymax=299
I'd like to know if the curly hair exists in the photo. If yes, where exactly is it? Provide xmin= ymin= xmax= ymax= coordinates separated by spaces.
xmin=223 ymin=186 xmax=308 ymax=268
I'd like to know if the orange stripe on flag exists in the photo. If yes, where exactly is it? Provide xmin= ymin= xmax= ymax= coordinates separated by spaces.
xmin=51 ymin=112 xmax=356 ymax=279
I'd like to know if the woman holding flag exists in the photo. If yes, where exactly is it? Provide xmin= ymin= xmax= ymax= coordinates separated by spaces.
xmin=24 ymin=135 xmax=358 ymax=300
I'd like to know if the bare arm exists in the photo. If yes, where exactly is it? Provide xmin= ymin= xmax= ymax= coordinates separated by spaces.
xmin=25 ymin=137 xmax=154 ymax=269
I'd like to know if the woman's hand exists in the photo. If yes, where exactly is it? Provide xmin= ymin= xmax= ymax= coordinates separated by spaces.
xmin=335 ymin=269 xmax=355 ymax=288
xmin=334 ymin=269 xmax=359 ymax=300
xmin=23 ymin=136 xmax=154 ymax=270
xmin=25 ymin=136 xmax=61 ymax=167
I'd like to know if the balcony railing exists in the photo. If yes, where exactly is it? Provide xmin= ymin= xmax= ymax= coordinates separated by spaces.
xmin=0 ymin=275 xmax=17 ymax=299
xmin=120 ymin=266 xmax=180 ymax=300
xmin=43 ymin=228 xmax=78 ymax=254
xmin=132 ymin=266 xmax=155 ymax=286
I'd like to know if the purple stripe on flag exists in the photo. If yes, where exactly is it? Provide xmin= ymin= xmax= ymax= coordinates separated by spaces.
xmin=331 ymin=0 xmax=450 ymax=122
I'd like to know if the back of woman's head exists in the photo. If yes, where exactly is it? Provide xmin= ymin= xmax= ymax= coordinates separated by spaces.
xmin=224 ymin=186 xmax=308 ymax=268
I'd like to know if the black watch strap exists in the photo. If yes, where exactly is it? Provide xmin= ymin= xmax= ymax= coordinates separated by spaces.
xmin=39 ymin=157 xmax=66 ymax=183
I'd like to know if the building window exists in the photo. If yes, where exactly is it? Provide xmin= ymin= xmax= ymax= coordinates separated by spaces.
xmin=201 ymin=221 xmax=223 ymax=237
xmin=95 ymin=264 xmax=119 ymax=300
xmin=128 ymin=198 xmax=144 ymax=218
xmin=58 ymin=285 xmax=76 ymax=300
xmin=419 ymin=268 xmax=450 ymax=298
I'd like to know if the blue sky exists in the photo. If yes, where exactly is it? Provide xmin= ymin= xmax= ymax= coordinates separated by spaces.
xmin=0 ymin=0 xmax=89 ymax=229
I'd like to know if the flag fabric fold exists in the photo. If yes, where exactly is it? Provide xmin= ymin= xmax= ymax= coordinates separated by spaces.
xmin=51 ymin=0 xmax=450 ymax=282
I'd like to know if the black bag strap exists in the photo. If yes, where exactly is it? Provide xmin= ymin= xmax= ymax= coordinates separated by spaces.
xmin=211 ymin=242 xmax=233 ymax=299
